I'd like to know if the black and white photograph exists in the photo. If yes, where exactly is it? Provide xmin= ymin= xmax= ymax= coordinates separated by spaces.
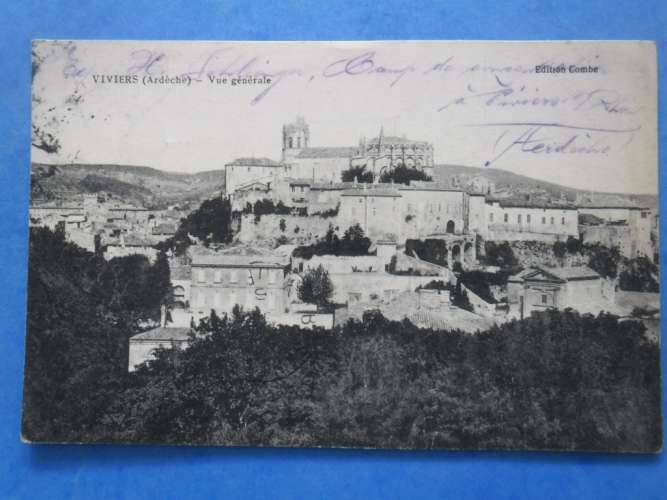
xmin=23 ymin=40 xmax=661 ymax=452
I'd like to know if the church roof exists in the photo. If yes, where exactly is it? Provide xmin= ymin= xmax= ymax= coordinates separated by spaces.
xmin=226 ymin=157 xmax=281 ymax=167
xmin=295 ymin=147 xmax=357 ymax=159
xmin=368 ymin=135 xmax=429 ymax=146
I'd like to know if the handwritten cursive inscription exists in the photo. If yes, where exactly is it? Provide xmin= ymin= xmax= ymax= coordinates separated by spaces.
xmin=469 ymin=122 xmax=641 ymax=167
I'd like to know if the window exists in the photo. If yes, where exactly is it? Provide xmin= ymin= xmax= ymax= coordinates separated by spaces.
xmin=541 ymin=294 xmax=548 ymax=304
xmin=550 ymin=217 xmax=555 ymax=225
xmin=291 ymin=186 xmax=296 ymax=193
xmin=542 ymin=216 xmax=546 ymax=224
xmin=561 ymin=217 xmax=565 ymax=225
xmin=230 ymin=270 xmax=238 ymax=283
xmin=503 ymin=213 xmax=508 ymax=223
xmin=268 ymin=270 xmax=276 ymax=284
xmin=214 ymin=270 xmax=222 ymax=283
xmin=527 ymin=214 xmax=531 ymax=223
xmin=489 ymin=213 xmax=494 ymax=222
xmin=197 ymin=269 xmax=206 ymax=283
xmin=517 ymin=214 xmax=522 ymax=224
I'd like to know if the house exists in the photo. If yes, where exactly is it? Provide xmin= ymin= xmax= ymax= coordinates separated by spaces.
xmin=128 ymin=326 xmax=192 ymax=372
xmin=189 ymin=247 xmax=290 ymax=321
xmin=507 ymin=266 xmax=619 ymax=319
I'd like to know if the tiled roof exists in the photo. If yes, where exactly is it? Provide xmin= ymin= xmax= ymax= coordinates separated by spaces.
xmin=341 ymin=187 xmax=401 ymax=198
xmin=544 ymin=266 xmax=600 ymax=281
xmin=578 ymin=213 xmax=605 ymax=225
xmin=295 ymin=147 xmax=357 ymax=159
xmin=130 ymin=327 xmax=192 ymax=341
xmin=400 ymin=181 xmax=463 ymax=192
xmin=311 ymin=182 xmax=357 ymax=191
xmin=368 ymin=135 xmax=427 ymax=145
xmin=487 ymin=197 xmax=576 ymax=210
xmin=191 ymin=247 xmax=288 ymax=268
xmin=226 ymin=157 xmax=281 ymax=167
xmin=512 ymin=266 xmax=600 ymax=283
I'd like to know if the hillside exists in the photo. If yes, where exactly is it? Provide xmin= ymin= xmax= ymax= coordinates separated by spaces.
xmin=30 ymin=162 xmax=656 ymax=211
xmin=31 ymin=163 xmax=226 ymax=209
xmin=434 ymin=164 xmax=657 ymax=208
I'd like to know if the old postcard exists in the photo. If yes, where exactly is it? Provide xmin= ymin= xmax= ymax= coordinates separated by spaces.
xmin=24 ymin=40 xmax=661 ymax=452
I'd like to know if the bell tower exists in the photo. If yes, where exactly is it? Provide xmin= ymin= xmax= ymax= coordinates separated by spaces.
xmin=282 ymin=116 xmax=310 ymax=162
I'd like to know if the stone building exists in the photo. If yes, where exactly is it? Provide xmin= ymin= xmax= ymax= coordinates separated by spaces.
xmin=350 ymin=129 xmax=435 ymax=179
xmin=507 ymin=265 xmax=618 ymax=319
xmin=189 ymin=247 xmax=290 ymax=321
xmin=482 ymin=198 xmax=579 ymax=241
xmin=280 ymin=117 xmax=434 ymax=184
xmin=577 ymin=204 xmax=654 ymax=259
xmin=224 ymin=157 xmax=291 ymax=195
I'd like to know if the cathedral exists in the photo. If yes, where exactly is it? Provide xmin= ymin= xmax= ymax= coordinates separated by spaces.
xmin=281 ymin=117 xmax=434 ymax=182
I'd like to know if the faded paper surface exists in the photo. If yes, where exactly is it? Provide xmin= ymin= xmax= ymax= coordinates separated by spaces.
xmin=25 ymin=41 xmax=661 ymax=452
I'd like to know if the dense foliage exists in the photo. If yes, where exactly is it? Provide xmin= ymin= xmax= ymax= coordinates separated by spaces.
xmin=341 ymin=165 xmax=373 ymax=183
xmin=619 ymin=256 xmax=660 ymax=292
xmin=482 ymin=241 xmax=520 ymax=269
xmin=23 ymin=229 xmax=662 ymax=451
xmin=242 ymin=198 xmax=292 ymax=222
xmin=159 ymin=197 xmax=234 ymax=254
xmin=23 ymin=228 xmax=171 ymax=442
xmin=293 ymin=224 xmax=372 ymax=259
xmin=101 ymin=308 xmax=661 ymax=451
xmin=298 ymin=265 xmax=334 ymax=307
xmin=379 ymin=164 xmax=432 ymax=185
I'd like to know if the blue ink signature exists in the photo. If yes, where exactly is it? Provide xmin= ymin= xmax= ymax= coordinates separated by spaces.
xmin=468 ymin=122 xmax=641 ymax=167
xmin=323 ymin=51 xmax=416 ymax=86
xmin=438 ymin=76 xmax=637 ymax=115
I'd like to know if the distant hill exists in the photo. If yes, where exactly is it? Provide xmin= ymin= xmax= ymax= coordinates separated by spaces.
xmin=31 ymin=163 xmax=226 ymax=209
xmin=30 ymin=162 xmax=656 ymax=211
xmin=433 ymin=164 xmax=657 ymax=209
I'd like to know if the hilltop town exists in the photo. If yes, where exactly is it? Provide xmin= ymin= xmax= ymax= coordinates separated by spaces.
xmin=28 ymin=117 xmax=660 ymax=371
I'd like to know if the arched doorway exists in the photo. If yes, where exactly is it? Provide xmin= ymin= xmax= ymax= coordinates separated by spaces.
xmin=446 ymin=220 xmax=455 ymax=234
xmin=464 ymin=242 xmax=474 ymax=267
xmin=451 ymin=244 xmax=461 ymax=267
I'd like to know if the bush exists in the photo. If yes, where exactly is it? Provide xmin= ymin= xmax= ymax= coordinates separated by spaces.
xmin=342 ymin=165 xmax=373 ymax=183
xmin=483 ymin=241 xmax=518 ymax=268
xmin=619 ymin=256 xmax=660 ymax=292
xmin=379 ymin=164 xmax=432 ymax=185
xmin=293 ymin=224 xmax=372 ymax=259
xmin=298 ymin=264 xmax=334 ymax=307
xmin=584 ymin=243 xmax=621 ymax=279
xmin=459 ymin=271 xmax=497 ymax=304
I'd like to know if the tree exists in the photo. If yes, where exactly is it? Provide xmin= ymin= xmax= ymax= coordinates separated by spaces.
xmin=379 ymin=164 xmax=432 ymax=185
xmin=298 ymin=265 xmax=334 ymax=307
xmin=279 ymin=218 xmax=287 ymax=232
xmin=158 ymin=196 xmax=233 ymax=254
xmin=342 ymin=165 xmax=373 ymax=183
xmin=340 ymin=224 xmax=371 ymax=255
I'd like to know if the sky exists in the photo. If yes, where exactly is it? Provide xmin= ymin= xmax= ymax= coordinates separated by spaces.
xmin=31 ymin=40 xmax=658 ymax=194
